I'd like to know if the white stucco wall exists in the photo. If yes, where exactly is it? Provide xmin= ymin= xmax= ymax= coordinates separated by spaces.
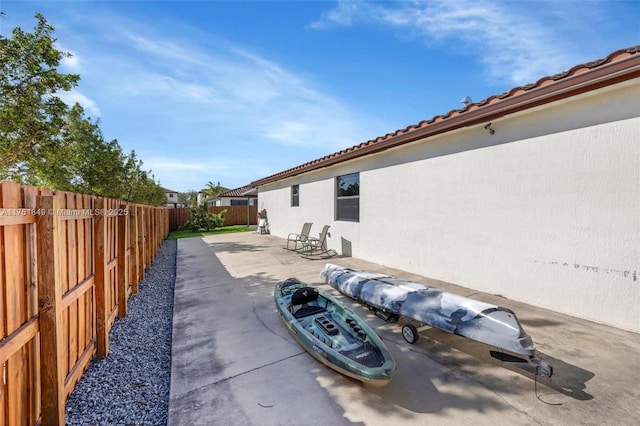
xmin=258 ymin=79 xmax=640 ymax=332
xmin=165 ymin=192 xmax=178 ymax=204
xmin=215 ymin=198 xmax=256 ymax=207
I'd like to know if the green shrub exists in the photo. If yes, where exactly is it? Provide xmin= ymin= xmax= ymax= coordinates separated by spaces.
xmin=181 ymin=205 xmax=227 ymax=232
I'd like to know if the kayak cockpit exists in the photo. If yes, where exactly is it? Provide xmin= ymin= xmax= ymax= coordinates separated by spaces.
xmin=274 ymin=278 xmax=396 ymax=385
xmin=289 ymin=288 xmax=387 ymax=367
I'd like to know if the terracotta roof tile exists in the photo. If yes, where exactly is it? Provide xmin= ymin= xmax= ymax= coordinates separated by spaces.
xmin=218 ymin=184 xmax=256 ymax=197
xmin=253 ymin=45 xmax=639 ymax=187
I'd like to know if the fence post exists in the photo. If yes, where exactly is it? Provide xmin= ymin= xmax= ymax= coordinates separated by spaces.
xmin=117 ymin=204 xmax=129 ymax=318
xmin=129 ymin=206 xmax=139 ymax=294
xmin=37 ymin=194 xmax=65 ymax=426
xmin=139 ymin=206 xmax=146 ymax=280
xmin=93 ymin=198 xmax=109 ymax=359
xmin=145 ymin=207 xmax=151 ymax=271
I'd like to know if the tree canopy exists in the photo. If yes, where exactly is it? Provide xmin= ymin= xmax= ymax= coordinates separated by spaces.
xmin=202 ymin=180 xmax=225 ymax=198
xmin=0 ymin=12 xmax=79 ymax=179
xmin=0 ymin=12 xmax=166 ymax=206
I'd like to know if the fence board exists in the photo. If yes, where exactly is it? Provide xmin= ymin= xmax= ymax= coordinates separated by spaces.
xmin=75 ymin=193 xmax=89 ymax=374
xmin=145 ymin=207 xmax=151 ymax=271
xmin=57 ymin=195 xmax=70 ymax=393
xmin=105 ymin=198 xmax=119 ymax=337
xmin=129 ymin=206 xmax=139 ymax=294
xmin=26 ymin=187 xmax=42 ymax=426
xmin=1 ymin=182 xmax=28 ymax=426
xmin=137 ymin=206 xmax=145 ymax=283
xmin=66 ymin=194 xmax=79 ymax=378
xmin=117 ymin=204 xmax=129 ymax=318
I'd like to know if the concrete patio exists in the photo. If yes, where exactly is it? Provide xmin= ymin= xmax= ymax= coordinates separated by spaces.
xmin=168 ymin=231 xmax=640 ymax=425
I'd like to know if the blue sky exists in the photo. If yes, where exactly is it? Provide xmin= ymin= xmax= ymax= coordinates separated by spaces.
xmin=1 ymin=1 xmax=638 ymax=192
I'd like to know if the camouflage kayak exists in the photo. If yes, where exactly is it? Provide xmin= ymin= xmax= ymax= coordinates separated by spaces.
xmin=321 ymin=263 xmax=552 ymax=378
xmin=274 ymin=278 xmax=396 ymax=386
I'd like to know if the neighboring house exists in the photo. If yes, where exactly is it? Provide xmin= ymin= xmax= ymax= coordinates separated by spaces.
xmin=212 ymin=185 xmax=257 ymax=207
xmin=162 ymin=187 xmax=179 ymax=208
xmin=251 ymin=46 xmax=640 ymax=332
xmin=197 ymin=192 xmax=206 ymax=206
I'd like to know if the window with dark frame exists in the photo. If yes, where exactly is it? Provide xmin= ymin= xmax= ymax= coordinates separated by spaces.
xmin=336 ymin=173 xmax=359 ymax=222
xmin=291 ymin=184 xmax=299 ymax=207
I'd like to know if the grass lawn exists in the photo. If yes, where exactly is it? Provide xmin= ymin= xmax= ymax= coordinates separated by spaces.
xmin=167 ymin=225 xmax=255 ymax=240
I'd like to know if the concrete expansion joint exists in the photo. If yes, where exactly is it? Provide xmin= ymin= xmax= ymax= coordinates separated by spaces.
xmin=489 ymin=389 xmax=543 ymax=425
xmin=173 ymin=352 xmax=307 ymax=400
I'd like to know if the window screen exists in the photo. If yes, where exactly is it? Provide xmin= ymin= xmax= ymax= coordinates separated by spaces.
xmin=336 ymin=173 xmax=359 ymax=221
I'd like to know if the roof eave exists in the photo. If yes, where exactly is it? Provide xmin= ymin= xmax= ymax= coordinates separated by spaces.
xmin=252 ymin=50 xmax=640 ymax=188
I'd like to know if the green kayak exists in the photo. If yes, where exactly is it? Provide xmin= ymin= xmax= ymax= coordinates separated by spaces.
xmin=274 ymin=278 xmax=396 ymax=387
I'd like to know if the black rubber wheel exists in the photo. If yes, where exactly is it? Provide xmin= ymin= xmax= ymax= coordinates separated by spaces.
xmin=402 ymin=324 xmax=419 ymax=344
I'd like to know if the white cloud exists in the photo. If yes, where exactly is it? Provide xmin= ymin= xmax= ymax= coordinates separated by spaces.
xmin=143 ymin=160 xmax=210 ymax=172
xmin=118 ymin=72 xmax=216 ymax=104
xmin=308 ymin=1 xmax=362 ymax=29
xmin=93 ymin=30 xmax=365 ymax=150
xmin=123 ymin=32 xmax=195 ymax=64
xmin=52 ymin=43 xmax=101 ymax=116
xmin=142 ymin=157 xmax=224 ymax=191
xmin=143 ymin=156 xmax=274 ymax=191
xmin=57 ymin=90 xmax=101 ymax=117
xmin=310 ymin=0 xmax=576 ymax=85
xmin=54 ymin=40 xmax=86 ymax=73
xmin=260 ymin=120 xmax=312 ymax=145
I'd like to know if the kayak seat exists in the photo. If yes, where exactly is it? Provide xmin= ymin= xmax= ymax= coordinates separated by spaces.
xmin=291 ymin=287 xmax=319 ymax=305
xmin=291 ymin=286 xmax=326 ymax=318
xmin=294 ymin=304 xmax=326 ymax=319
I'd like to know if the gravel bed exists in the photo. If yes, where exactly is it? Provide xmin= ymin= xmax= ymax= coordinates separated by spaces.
xmin=65 ymin=239 xmax=177 ymax=426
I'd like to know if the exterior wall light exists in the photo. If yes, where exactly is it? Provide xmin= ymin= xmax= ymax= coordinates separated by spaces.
xmin=484 ymin=122 xmax=495 ymax=135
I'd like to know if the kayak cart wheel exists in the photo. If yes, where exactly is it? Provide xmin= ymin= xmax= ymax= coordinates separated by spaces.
xmin=401 ymin=324 xmax=419 ymax=344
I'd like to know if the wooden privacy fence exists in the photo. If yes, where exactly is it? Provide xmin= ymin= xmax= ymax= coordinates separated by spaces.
xmin=0 ymin=180 xmax=169 ymax=425
xmin=169 ymin=205 xmax=258 ymax=231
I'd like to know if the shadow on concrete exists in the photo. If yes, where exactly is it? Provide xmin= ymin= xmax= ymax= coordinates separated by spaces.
xmin=204 ymin=240 xmax=267 ymax=254
xmin=519 ymin=318 xmax=567 ymax=328
xmin=401 ymin=326 xmax=595 ymax=402
xmin=530 ymin=353 xmax=594 ymax=401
